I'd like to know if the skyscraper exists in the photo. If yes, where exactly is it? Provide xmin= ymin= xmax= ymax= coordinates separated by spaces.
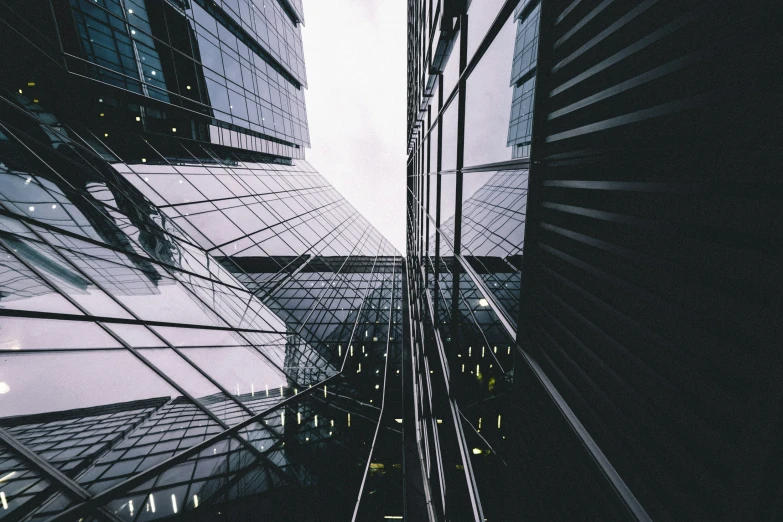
xmin=2 ymin=0 xmax=781 ymax=520
xmin=407 ymin=0 xmax=781 ymax=520
xmin=0 ymin=1 xmax=411 ymax=520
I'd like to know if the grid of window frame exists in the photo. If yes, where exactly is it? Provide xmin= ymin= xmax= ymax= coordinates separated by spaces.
xmin=0 ymin=78 xmax=405 ymax=520
xmin=404 ymin=1 xmax=635 ymax=519
xmin=66 ymin=0 xmax=309 ymax=149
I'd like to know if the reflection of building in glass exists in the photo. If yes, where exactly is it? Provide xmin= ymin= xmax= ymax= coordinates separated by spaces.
xmin=407 ymin=0 xmax=781 ymax=520
xmin=506 ymin=3 xmax=539 ymax=159
xmin=61 ymin=0 xmax=310 ymax=155
xmin=5 ymin=0 xmax=778 ymax=518
xmin=0 ymin=0 xmax=409 ymax=519
xmin=437 ymin=170 xmax=528 ymax=319
xmin=0 ymin=392 xmax=329 ymax=521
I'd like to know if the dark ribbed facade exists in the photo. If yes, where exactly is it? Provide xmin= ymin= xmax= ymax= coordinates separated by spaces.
xmin=406 ymin=0 xmax=781 ymax=520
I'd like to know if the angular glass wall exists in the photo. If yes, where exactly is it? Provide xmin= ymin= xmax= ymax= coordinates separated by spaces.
xmin=0 ymin=0 xmax=408 ymax=513
xmin=0 ymin=74 xmax=401 ymax=519
xmin=0 ymin=82 xmax=406 ymax=521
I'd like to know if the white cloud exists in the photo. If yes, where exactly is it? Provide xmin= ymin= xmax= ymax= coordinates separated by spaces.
xmin=302 ymin=0 xmax=407 ymax=253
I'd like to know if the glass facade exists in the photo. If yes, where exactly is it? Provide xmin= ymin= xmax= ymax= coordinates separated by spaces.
xmin=0 ymin=0 xmax=779 ymax=519
xmin=408 ymin=0 xmax=782 ymax=520
xmin=0 ymin=0 xmax=409 ymax=520
xmin=2 ymin=0 xmax=307 ymax=161
xmin=406 ymin=3 xmax=624 ymax=519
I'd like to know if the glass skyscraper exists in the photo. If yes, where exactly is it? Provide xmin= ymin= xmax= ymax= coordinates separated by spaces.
xmin=1 ymin=0 xmax=780 ymax=520
xmin=0 ymin=1 xmax=409 ymax=520
xmin=407 ymin=0 xmax=781 ymax=520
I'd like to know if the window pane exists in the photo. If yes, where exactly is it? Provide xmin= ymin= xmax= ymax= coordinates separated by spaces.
xmin=464 ymin=8 xmax=518 ymax=167
xmin=439 ymin=173 xmax=457 ymax=226
xmin=465 ymin=2 xmax=539 ymax=167
xmin=428 ymin=174 xmax=438 ymax=221
xmin=179 ymin=346 xmax=287 ymax=413
xmin=0 ymin=242 xmax=83 ymax=315
xmin=429 ymin=121 xmax=438 ymax=174
xmin=467 ymin=0 xmax=509 ymax=60
xmin=0 ymin=350 xmax=177 ymax=417
xmin=441 ymin=100 xmax=458 ymax=172
xmin=0 ymin=318 xmax=121 ymax=351
xmin=460 ymin=170 xmax=528 ymax=319
xmin=0 ymin=452 xmax=72 ymax=521
xmin=442 ymin=31 xmax=461 ymax=98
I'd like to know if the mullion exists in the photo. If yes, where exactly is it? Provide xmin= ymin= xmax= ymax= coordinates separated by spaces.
xmin=0 ymin=117 xmax=205 ymax=256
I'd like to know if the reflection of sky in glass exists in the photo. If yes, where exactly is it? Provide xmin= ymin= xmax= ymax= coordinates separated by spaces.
xmin=0 ymin=351 xmax=178 ymax=417
xmin=0 ymin=0 xmax=411 ymax=518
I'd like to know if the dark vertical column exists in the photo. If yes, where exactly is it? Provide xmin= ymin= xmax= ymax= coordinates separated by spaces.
xmin=452 ymin=13 xmax=468 ymax=257
xmin=434 ymin=73 xmax=443 ymax=320
xmin=419 ymin=126 xmax=425 ymax=266
xmin=401 ymin=262 xmax=430 ymax=520
xmin=450 ymin=14 xmax=468 ymax=348
xmin=515 ymin=0 xmax=554 ymax=343
xmin=405 ymin=161 xmax=414 ymax=254
xmin=425 ymin=105 xmax=431 ymax=264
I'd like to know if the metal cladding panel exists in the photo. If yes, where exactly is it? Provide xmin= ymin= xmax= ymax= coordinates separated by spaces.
xmin=521 ymin=1 xmax=783 ymax=519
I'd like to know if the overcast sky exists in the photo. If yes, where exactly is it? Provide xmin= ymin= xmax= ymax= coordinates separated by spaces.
xmin=301 ymin=0 xmax=407 ymax=253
